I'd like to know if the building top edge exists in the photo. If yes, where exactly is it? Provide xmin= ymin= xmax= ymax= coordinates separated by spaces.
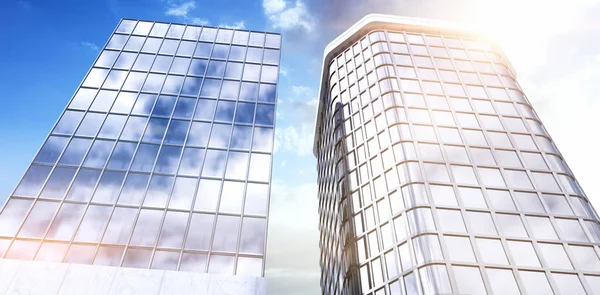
xmin=119 ymin=17 xmax=282 ymax=35
xmin=312 ymin=13 xmax=516 ymax=156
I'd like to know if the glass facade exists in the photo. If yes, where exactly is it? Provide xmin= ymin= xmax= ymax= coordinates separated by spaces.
xmin=314 ymin=17 xmax=600 ymax=295
xmin=0 ymin=19 xmax=280 ymax=278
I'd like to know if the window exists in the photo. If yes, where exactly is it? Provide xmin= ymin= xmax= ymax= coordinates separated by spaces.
xmin=476 ymin=238 xmax=508 ymax=264
xmin=507 ymin=241 xmax=540 ymax=267
xmin=451 ymin=166 xmax=478 ymax=185
xmin=467 ymin=211 xmax=497 ymax=235
xmin=453 ymin=266 xmax=487 ymax=295
xmin=478 ymin=168 xmax=505 ymax=187
xmin=538 ymin=243 xmax=572 ymax=269
xmin=496 ymin=214 xmax=528 ymax=238
xmin=526 ymin=216 xmax=557 ymax=239
xmin=486 ymin=268 xmax=520 ymax=295
xmin=437 ymin=209 xmax=466 ymax=233
xmin=444 ymin=236 xmax=476 ymax=262
xmin=518 ymin=271 xmax=553 ymax=295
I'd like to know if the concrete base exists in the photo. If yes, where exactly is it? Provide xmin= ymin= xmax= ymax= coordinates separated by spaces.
xmin=0 ymin=259 xmax=266 ymax=295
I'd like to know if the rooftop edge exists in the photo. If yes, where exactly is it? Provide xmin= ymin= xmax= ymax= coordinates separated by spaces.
xmin=312 ymin=13 xmax=516 ymax=156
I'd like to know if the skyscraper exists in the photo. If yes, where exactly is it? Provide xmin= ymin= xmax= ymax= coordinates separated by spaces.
xmin=313 ymin=14 xmax=600 ymax=295
xmin=0 ymin=19 xmax=279 ymax=294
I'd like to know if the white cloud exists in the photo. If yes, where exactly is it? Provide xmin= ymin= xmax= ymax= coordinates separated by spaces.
xmin=163 ymin=0 xmax=210 ymax=26
xmin=165 ymin=1 xmax=195 ymax=17
xmin=218 ymin=21 xmax=246 ymax=29
xmin=80 ymin=41 xmax=99 ymax=51
xmin=265 ymin=181 xmax=321 ymax=294
xmin=18 ymin=1 xmax=32 ymax=9
xmin=274 ymin=85 xmax=318 ymax=156
xmin=263 ymin=0 xmax=315 ymax=32
xmin=279 ymin=67 xmax=288 ymax=76
xmin=520 ymin=52 xmax=600 ymax=203
xmin=275 ymin=125 xmax=314 ymax=156
xmin=189 ymin=17 xmax=209 ymax=26
xmin=263 ymin=0 xmax=286 ymax=14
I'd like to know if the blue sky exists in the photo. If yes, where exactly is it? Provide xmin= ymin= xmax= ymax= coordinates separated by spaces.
xmin=2 ymin=0 xmax=600 ymax=293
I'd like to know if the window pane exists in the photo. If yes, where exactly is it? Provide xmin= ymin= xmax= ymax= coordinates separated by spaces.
xmin=553 ymin=273 xmax=586 ymax=295
xmin=507 ymin=241 xmax=540 ymax=267
xmin=255 ymin=105 xmax=274 ymax=126
xmin=194 ymin=179 xmax=221 ymax=212
xmin=486 ymin=268 xmax=520 ymax=295
xmin=142 ymin=118 xmax=169 ymax=143
xmin=73 ymin=205 xmax=111 ymax=243
xmin=107 ymin=141 xmax=137 ymax=170
xmin=212 ymin=215 xmax=240 ymax=252
xmin=527 ymin=216 xmax=557 ymax=239
xmin=59 ymin=138 xmax=92 ymax=166
xmin=130 ymin=209 xmax=163 ymax=246
xmin=46 ymin=203 xmax=85 ymax=240
xmin=240 ymin=217 xmax=266 ymax=255
xmin=208 ymin=255 xmax=235 ymax=274
xmin=122 ymin=248 xmax=151 ymax=268
xmin=154 ymin=146 xmax=182 ymax=174
xmin=179 ymin=148 xmax=204 ymax=176
xmin=245 ymin=183 xmax=269 ymax=216
xmin=222 ymin=82 xmax=242 ymax=103
xmin=538 ymin=243 xmax=572 ymax=269
xmin=180 ymin=253 xmax=207 ymax=272
xmin=164 ymin=120 xmax=190 ymax=145
xmin=467 ymin=211 xmax=497 ymax=235
xmin=519 ymin=271 xmax=553 ymax=295
xmin=437 ymin=209 xmax=466 ymax=233
xmin=185 ymin=213 xmax=214 ymax=250
xmin=453 ymin=266 xmax=487 ymax=295
xmin=92 ymin=171 xmax=125 ymax=203
xmin=258 ymin=84 xmax=276 ymax=103
xmin=458 ymin=187 xmax=487 ymax=208
xmin=39 ymin=167 xmax=77 ymax=199
xmin=131 ymin=143 xmax=159 ymax=172
xmin=120 ymin=116 xmax=148 ymax=141
xmin=157 ymin=211 xmax=188 ymax=248
xmin=19 ymin=201 xmax=59 ymax=238
xmin=451 ymin=166 xmax=478 ymax=185
xmin=76 ymin=113 xmax=105 ymax=136
xmin=515 ymin=192 xmax=545 ymax=213
xmin=444 ymin=236 xmax=475 ymax=262
xmin=143 ymin=175 xmax=174 ymax=208
xmin=94 ymin=246 xmax=124 ymax=266
xmin=83 ymin=140 xmax=114 ymax=168
xmin=169 ymin=177 xmax=197 ymax=210
xmin=70 ymin=88 xmax=97 ymax=110
xmin=66 ymin=169 xmax=101 ymax=202
xmin=187 ymin=122 xmax=210 ymax=146
xmin=251 ymin=127 xmax=273 ymax=152
xmin=248 ymin=154 xmax=271 ymax=182
xmin=487 ymin=189 xmax=516 ymax=211
xmin=215 ymin=101 xmax=235 ymax=122
xmin=476 ymin=238 xmax=508 ymax=264
xmin=496 ymin=213 xmax=528 ymax=237
xmin=151 ymin=251 xmax=179 ymax=271
xmin=118 ymin=173 xmax=150 ymax=206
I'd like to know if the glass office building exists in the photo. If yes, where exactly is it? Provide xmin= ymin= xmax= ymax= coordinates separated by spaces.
xmin=313 ymin=14 xmax=600 ymax=295
xmin=0 ymin=19 xmax=279 ymax=294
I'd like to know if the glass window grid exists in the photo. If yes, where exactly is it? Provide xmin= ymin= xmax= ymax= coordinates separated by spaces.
xmin=0 ymin=19 xmax=281 ymax=277
xmin=315 ymin=29 xmax=600 ymax=294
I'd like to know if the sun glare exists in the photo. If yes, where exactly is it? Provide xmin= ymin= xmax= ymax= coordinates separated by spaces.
xmin=466 ymin=0 xmax=597 ymax=72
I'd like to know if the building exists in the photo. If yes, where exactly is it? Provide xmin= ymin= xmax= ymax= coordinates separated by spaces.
xmin=313 ymin=14 xmax=600 ymax=295
xmin=0 ymin=18 xmax=279 ymax=294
